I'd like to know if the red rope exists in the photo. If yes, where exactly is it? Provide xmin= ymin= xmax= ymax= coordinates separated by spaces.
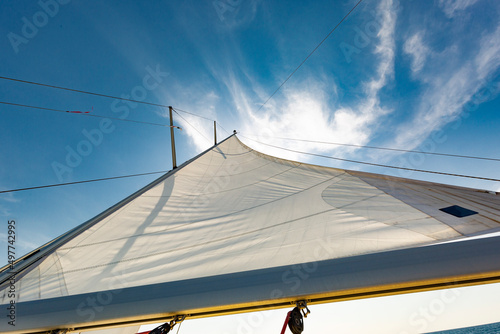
xmin=280 ymin=311 xmax=292 ymax=334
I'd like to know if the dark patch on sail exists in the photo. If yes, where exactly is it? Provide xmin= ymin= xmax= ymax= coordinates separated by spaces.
xmin=440 ymin=205 xmax=478 ymax=218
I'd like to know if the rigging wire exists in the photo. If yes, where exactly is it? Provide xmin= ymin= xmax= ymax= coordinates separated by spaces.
xmin=0 ymin=75 xmax=214 ymax=122
xmin=1 ymin=76 xmax=230 ymax=134
xmin=0 ymin=101 xmax=173 ymax=128
xmin=172 ymin=107 xmax=232 ymax=136
xmin=172 ymin=108 xmax=213 ymax=144
xmin=171 ymin=107 xmax=214 ymax=121
xmin=239 ymin=135 xmax=500 ymax=182
xmin=217 ymin=122 xmax=231 ymax=136
xmin=257 ymin=0 xmax=365 ymax=112
xmin=0 ymin=171 xmax=168 ymax=194
xmin=0 ymin=103 xmax=226 ymax=195
xmin=0 ymin=75 xmax=171 ymax=109
xmin=239 ymin=133 xmax=500 ymax=162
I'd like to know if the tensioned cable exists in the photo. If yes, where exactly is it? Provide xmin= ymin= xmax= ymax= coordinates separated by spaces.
xmin=239 ymin=133 xmax=500 ymax=162
xmin=172 ymin=107 xmax=232 ymax=136
xmin=217 ymin=122 xmax=231 ymax=136
xmin=0 ymin=76 xmax=214 ymax=121
xmin=171 ymin=107 xmax=214 ymax=121
xmin=0 ymin=101 xmax=173 ymax=128
xmin=0 ymin=75 xmax=171 ymax=108
xmin=173 ymin=109 xmax=212 ymax=144
xmin=0 ymin=171 xmax=168 ymax=194
xmin=257 ymin=0 xmax=365 ymax=112
xmin=240 ymin=135 xmax=500 ymax=182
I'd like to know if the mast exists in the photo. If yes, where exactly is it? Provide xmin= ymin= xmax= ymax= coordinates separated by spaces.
xmin=169 ymin=106 xmax=177 ymax=169
xmin=214 ymin=120 xmax=217 ymax=146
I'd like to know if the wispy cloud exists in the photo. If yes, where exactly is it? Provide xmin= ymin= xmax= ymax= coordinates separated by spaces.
xmin=366 ymin=0 xmax=397 ymax=95
xmin=475 ymin=24 xmax=500 ymax=77
xmin=403 ymin=32 xmax=430 ymax=74
xmin=197 ymin=0 xmax=399 ymax=163
xmin=0 ymin=192 xmax=19 ymax=203
xmin=438 ymin=0 xmax=480 ymax=18
xmin=392 ymin=23 xmax=500 ymax=149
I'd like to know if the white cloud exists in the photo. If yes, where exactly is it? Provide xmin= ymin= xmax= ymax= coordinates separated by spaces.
xmin=475 ymin=25 xmax=500 ymax=78
xmin=220 ymin=0 xmax=398 ymax=164
xmin=155 ymin=80 xmax=221 ymax=154
xmin=236 ymin=84 xmax=377 ymax=162
xmin=392 ymin=23 xmax=500 ymax=150
xmin=403 ymin=32 xmax=430 ymax=74
xmin=368 ymin=0 xmax=397 ymax=95
xmin=176 ymin=112 xmax=216 ymax=153
xmin=174 ymin=0 xmax=400 ymax=169
xmin=438 ymin=0 xmax=480 ymax=18
xmin=0 ymin=192 xmax=19 ymax=203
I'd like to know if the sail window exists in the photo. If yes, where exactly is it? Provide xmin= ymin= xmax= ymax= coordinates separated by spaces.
xmin=439 ymin=205 xmax=478 ymax=218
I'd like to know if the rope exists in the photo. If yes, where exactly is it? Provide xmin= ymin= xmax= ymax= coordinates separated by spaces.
xmin=239 ymin=133 xmax=500 ymax=162
xmin=0 ymin=101 xmax=171 ymax=127
xmin=240 ymin=135 xmax=500 ymax=182
xmin=0 ymin=171 xmax=168 ymax=194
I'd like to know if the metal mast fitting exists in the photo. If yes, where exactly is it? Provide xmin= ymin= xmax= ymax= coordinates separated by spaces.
xmin=149 ymin=314 xmax=186 ymax=334
xmin=168 ymin=106 xmax=177 ymax=169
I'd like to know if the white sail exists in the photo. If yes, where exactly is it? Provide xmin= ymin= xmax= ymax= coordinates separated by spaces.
xmin=76 ymin=327 xmax=141 ymax=334
xmin=1 ymin=134 xmax=499 ymax=333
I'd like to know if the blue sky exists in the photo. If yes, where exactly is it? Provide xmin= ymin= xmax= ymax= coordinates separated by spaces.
xmin=1 ymin=0 xmax=500 ymax=333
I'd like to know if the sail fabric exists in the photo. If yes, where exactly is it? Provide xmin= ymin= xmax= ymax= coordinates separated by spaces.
xmin=0 ymin=135 xmax=499 ymax=332
xmin=2 ymin=135 xmax=500 ymax=302
xmin=77 ymin=326 xmax=141 ymax=334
